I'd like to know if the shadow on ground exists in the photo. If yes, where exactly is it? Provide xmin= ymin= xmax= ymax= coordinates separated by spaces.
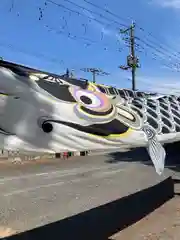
xmin=5 ymin=177 xmax=174 ymax=240
xmin=106 ymin=142 xmax=180 ymax=173
xmin=173 ymin=178 xmax=180 ymax=196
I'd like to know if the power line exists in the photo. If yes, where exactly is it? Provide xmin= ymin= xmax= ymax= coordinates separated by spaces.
xmin=136 ymin=24 xmax=180 ymax=58
xmin=82 ymin=0 xmax=177 ymax=57
xmin=77 ymin=0 xmax=180 ymax=71
xmin=38 ymin=2 xmax=130 ymax=52
xmin=42 ymin=0 xmax=129 ymax=51
xmin=136 ymin=46 xmax=179 ymax=73
xmin=10 ymin=0 xmax=165 ymax=61
xmin=47 ymin=0 xmax=128 ymax=28
xmin=37 ymin=1 xmax=124 ymax=52
xmin=129 ymin=26 xmax=180 ymax=69
xmin=83 ymin=0 xmax=130 ymax=25
xmin=0 ymin=40 xmax=66 ymax=66
xmin=136 ymin=37 xmax=180 ymax=71
xmin=46 ymin=0 xmax=180 ymax=73
xmin=7 ymin=1 xmax=125 ymax=54
xmin=136 ymin=29 xmax=180 ymax=63
xmin=43 ymin=23 xmax=124 ymax=53
xmin=31 ymin=0 xmax=180 ymax=68
xmin=46 ymin=0 xmax=115 ymax=29
xmin=6 ymin=0 xmax=180 ymax=76
xmin=82 ymin=0 xmax=180 ymax=60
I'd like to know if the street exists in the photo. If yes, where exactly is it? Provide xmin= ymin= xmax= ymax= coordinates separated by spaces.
xmin=0 ymin=153 xmax=175 ymax=236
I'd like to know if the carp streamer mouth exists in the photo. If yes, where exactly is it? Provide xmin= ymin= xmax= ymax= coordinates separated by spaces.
xmin=40 ymin=119 xmax=129 ymax=137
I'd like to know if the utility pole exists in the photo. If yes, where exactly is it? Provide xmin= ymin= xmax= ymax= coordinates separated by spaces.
xmin=80 ymin=68 xmax=109 ymax=83
xmin=130 ymin=22 xmax=136 ymax=91
xmin=65 ymin=68 xmax=75 ymax=78
xmin=66 ymin=68 xmax=70 ymax=78
xmin=119 ymin=22 xmax=140 ymax=91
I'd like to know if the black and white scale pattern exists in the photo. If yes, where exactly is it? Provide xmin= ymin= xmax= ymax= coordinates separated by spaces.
xmin=124 ymin=95 xmax=180 ymax=135
xmin=96 ymin=85 xmax=180 ymax=135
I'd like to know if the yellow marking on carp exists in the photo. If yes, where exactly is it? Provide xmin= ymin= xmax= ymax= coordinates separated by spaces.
xmin=88 ymin=127 xmax=133 ymax=139
xmin=0 ymin=93 xmax=9 ymax=96
xmin=77 ymin=105 xmax=115 ymax=120
xmin=87 ymin=83 xmax=97 ymax=92
xmin=105 ymin=128 xmax=133 ymax=138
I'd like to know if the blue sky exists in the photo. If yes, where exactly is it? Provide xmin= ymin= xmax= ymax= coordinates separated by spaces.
xmin=1 ymin=0 xmax=180 ymax=94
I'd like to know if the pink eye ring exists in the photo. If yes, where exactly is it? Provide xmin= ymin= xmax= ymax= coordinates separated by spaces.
xmin=69 ymin=86 xmax=111 ymax=112
xmin=69 ymin=86 xmax=116 ymax=121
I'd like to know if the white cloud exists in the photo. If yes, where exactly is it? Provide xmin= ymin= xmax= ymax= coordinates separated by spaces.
xmin=151 ymin=0 xmax=180 ymax=9
xmin=94 ymin=68 xmax=180 ymax=96
xmin=137 ymin=74 xmax=180 ymax=95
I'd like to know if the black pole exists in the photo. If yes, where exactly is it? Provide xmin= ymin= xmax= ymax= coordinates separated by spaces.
xmin=92 ymin=70 xmax=96 ymax=83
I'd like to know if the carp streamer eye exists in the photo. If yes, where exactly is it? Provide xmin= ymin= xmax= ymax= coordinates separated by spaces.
xmin=38 ymin=117 xmax=53 ymax=133
xmin=42 ymin=122 xmax=53 ymax=133
xmin=69 ymin=86 xmax=115 ymax=121
xmin=74 ymin=89 xmax=104 ymax=109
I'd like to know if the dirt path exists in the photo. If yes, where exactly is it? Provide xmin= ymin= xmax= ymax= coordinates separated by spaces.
xmin=111 ymin=196 xmax=180 ymax=240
